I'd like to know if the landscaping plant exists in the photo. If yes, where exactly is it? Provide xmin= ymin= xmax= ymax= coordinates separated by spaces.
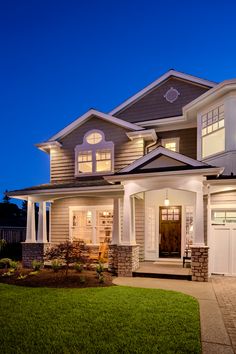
xmin=51 ymin=259 xmax=62 ymax=272
xmin=32 ymin=260 xmax=42 ymax=271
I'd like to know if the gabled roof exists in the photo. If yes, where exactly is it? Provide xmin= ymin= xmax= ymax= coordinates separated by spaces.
xmin=109 ymin=69 xmax=217 ymax=116
xmin=47 ymin=109 xmax=143 ymax=142
xmin=119 ymin=146 xmax=208 ymax=173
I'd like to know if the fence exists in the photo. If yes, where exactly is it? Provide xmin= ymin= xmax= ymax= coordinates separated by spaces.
xmin=0 ymin=226 xmax=26 ymax=243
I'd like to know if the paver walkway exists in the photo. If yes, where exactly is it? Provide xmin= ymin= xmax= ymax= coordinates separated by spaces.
xmin=212 ymin=276 xmax=236 ymax=353
xmin=113 ymin=276 xmax=236 ymax=354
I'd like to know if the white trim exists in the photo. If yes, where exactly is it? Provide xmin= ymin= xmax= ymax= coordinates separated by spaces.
xmin=69 ymin=205 xmax=113 ymax=244
xmin=136 ymin=115 xmax=185 ymax=127
xmin=74 ymin=129 xmax=114 ymax=176
xmin=126 ymin=129 xmax=157 ymax=142
xmin=184 ymin=79 xmax=236 ymax=118
xmin=109 ymin=70 xmax=216 ymax=115
xmin=35 ymin=141 xmax=62 ymax=153
xmin=105 ymin=167 xmax=224 ymax=182
xmin=118 ymin=146 xmax=207 ymax=173
xmin=46 ymin=109 xmax=143 ymax=143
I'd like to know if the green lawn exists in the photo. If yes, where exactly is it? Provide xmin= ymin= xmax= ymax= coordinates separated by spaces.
xmin=0 ymin=284 xmax=200 ymax=354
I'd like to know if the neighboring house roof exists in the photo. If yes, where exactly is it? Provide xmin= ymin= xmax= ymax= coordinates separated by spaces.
xmin=118 ymin=146 xmax=208 ymax=173
xmin=48 ymin=109 xmax=143 ymax=142
xmin=109 ymin=69 xmax=217 ymax=117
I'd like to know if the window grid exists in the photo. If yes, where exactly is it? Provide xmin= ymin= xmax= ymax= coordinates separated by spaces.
xmin=201 ymin=104 xmax=224 ymax=137
xmin=86 ymin=132 xmax=102 ymax=145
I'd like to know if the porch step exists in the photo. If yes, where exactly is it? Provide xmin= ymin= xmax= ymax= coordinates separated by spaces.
xmin=132 ymin=271 xmax=192 ymax=281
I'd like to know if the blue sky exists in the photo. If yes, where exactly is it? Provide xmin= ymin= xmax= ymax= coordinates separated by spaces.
xmin=1 ymin=0 xmax=236 ymax=201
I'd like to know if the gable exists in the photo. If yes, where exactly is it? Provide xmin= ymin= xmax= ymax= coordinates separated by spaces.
xmin=114 ymin=77 xmax=211 ymax=123
xmin=139 ymin=155 xmax=187 ymax=170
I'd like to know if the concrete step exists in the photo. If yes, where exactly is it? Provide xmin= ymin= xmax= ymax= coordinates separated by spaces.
xmin=132 ymin=271 xmax=192 ymax=281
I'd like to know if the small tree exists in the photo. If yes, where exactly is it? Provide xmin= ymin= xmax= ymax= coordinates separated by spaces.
xmin=3 ymin=190 xmax=10 ymax=204
xmin=45 ymin=240 xmax=87 ymax=276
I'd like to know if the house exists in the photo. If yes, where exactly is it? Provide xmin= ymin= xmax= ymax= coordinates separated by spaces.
xmin=8 ymin=69 xmax=236 ymax=281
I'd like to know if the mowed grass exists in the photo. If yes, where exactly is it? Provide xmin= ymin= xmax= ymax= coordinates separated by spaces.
xmin=0 ymin=284 xmax=201 ymax=354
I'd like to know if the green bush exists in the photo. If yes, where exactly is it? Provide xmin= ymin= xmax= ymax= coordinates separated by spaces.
xmin=32 ymin=260 xmax=42 ymax=271
xmin=96 ymin=261 xmax=104 ymax=275
xmin=9 ymin=260 xmax=19 ymax=270
xmin=98 ymin=274 xmax=104 ymax=284
xmin=74 ymin=262 xmax=83 ymax=273
xmin=51 ymin=260 xmax=61 ymax=273
xmin=0 ymin=258 xmax=12 ymax=269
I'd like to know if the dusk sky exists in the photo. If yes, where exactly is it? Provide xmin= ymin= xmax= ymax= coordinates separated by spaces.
xmin=1 ymin=0 xmax=236 ymax=202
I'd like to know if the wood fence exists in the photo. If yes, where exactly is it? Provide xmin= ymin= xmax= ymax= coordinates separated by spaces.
xmin=0 ymin=227 xmax=26 ymax=243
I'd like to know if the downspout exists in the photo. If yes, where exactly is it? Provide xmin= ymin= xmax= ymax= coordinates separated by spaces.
xmin=145 ymin=135 xmax=159 ymax=154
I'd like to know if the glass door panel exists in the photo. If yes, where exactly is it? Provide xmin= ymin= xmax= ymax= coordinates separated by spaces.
xmin=96 ymin=210 xmax=113 ymax=244
xmin=72 ymin=210 xmax=93 ymax=243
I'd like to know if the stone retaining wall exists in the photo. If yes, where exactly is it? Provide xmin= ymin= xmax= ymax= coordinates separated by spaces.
xmin=191 ymin=245 xmax=209 ymax=282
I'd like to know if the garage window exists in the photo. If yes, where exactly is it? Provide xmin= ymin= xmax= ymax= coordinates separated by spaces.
xmin=212 ymin=210 xmax=236 ymax=224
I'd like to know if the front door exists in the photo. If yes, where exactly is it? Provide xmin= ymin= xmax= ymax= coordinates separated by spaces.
xmin=159 ymin=206 xmax=181 ymax=258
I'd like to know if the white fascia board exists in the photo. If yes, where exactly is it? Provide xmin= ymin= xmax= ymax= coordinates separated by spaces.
xmin=105 ymin=167 xmax=224 ymax=183
xmin=119 ymin=146 xmax=207 ymax=173
xmin=183 ymin=80 xmax=236 ymax=117
xmin=109 ymin=70 xmax=216 ymax=116
xmin=7 ymin=184 xmax=124 ymax=198
xmin=48 ymin=109 xmax=143 ymax=142
xmin=126 ymin=129 xmax=157 ymax=142
xmin=135 ymin=115 xmax=185 ymax=127
xmin=35 ymin=141 xmax=62 ymax=153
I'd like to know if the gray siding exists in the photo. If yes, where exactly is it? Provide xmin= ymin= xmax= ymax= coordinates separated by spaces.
xmin=50 ymin=117 xmax=144 ymax=182
xmin=135 ymin=197 xmax=145 ymax=261
xmin=51 ymin=197 xmax=113 ymax=243
xmin=115 ymin=77 xmax=210 ymax=123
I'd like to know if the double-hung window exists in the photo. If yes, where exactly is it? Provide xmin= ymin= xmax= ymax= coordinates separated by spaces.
xmin=201 ymin=104 xmax=225 ymax=158
xmin=75 ymin=130 xmax=114 ymax=176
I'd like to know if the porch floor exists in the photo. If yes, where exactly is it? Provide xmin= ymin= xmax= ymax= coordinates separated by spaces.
xmin=133 ymin=261 xmax=192 ymax=280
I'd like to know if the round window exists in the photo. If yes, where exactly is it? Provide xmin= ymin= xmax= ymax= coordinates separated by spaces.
xmin=86 ymin=132 xmax=102 ymax=144
xmin=164 ymin=87 xmax=180 ymax=103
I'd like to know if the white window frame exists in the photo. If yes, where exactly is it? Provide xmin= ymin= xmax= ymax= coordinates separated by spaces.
xmin=74 ymin=129 xmax=114 ymax=176
xmin=162 ymin=137 xmax=180 ymax=152
xmin=69 ymin=205 xmax=113 ymax=244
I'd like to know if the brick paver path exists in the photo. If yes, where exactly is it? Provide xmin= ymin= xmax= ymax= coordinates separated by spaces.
xmin=212 ymin=276 xmax=236 ymax=353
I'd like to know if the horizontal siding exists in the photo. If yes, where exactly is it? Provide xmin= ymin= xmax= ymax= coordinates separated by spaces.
xmin=51 ymin=197 xmax=113 ymax=243
xmin=50 ymin=117 xmax=144 ymax=182
xmin=135 ymin=197 xmax=145 ymax=261
xmin=115 ymin=77 xmax=210 ymax=123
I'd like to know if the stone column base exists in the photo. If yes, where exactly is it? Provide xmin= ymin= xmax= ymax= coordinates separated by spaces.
xmin=191 ymin=245 xmax=209 ymax=282
xmin=22 ymin=242 xmax=50 ymax=268
xmin=108 ymin=244 xmax=139 ymax=277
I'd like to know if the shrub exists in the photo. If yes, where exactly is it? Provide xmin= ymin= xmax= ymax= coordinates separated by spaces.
xmin=96 ymin=261 xmax=104 ymax=275
xmin=2 ymin=271 xmax=14 ymax=277
xmin=9 ymin=260 xmax=19 ymax=270
xmin=29 ymin=271 xmax=39 ymax=276
xmin=51 ymin=260 xmax=61 ymax=273
xmin=17 ymin=273 xmax=27 ymax=280
xmin=32 ymin=260 xmax=42 ymax=271
xmin=74 ymin=262 xmax=83 ymax=273
xmin=0 ymin=258 xmax=12 ymax=269
xmin=98 ymin=274 xmax=104 ymax=284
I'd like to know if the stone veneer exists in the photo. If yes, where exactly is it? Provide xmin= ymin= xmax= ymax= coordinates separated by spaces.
xmin=22 ymin=242 xmax=51 ymax=268
xmin=191 ymin=245 xmax=209 ymax=282
xmin=108 ymin=244 xmax=139 ymax=277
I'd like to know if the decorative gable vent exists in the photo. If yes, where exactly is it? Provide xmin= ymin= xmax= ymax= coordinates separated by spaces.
xmin=164 ymin=87 xmax=180 ymax=103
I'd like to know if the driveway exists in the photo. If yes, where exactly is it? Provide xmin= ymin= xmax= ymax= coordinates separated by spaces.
xmin=114 ymin=276 xmax=236 ymax=354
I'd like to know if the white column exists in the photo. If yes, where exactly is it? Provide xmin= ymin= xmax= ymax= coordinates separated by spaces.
xmin=37 ymin=202 xmax=47 ymax=243
xmin=112 ymin=198 xmax=121 ymax=244
xmin=26 ymin=199 xmax=36 ymax=243
xmin=194 ymin=189 xmax=205 ymax=245
xmin=122 ymin=193 xmax=136 ymax=245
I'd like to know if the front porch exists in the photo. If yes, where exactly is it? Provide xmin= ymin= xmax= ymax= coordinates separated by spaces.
xmin=133 ymin=261 xmax=192 ymax=280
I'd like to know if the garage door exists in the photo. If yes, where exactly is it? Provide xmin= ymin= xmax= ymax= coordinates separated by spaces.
xmin=212 ymin=211 xmax=236 ymax=275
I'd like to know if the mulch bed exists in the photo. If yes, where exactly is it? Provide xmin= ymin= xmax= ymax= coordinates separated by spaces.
xmin=0 ymin=268 xmax=114 ymax=288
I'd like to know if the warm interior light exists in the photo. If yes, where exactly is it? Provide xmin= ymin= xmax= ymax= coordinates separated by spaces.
xmin=164 ymin=189 xmax=170 ymax=206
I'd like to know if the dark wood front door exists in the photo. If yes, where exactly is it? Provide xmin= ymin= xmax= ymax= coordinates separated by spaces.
xmin=159 ymin=206 xmax=181 ymax=258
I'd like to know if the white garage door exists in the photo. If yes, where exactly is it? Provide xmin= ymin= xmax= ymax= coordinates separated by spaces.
xmin=212 ymin=223 xmax=236 ymax=276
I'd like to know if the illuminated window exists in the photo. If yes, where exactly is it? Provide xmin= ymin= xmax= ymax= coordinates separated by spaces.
xmin=201 ymin=104 xmax=225 ymax=158
xmin=162 ymin=138 xmax=179 ymax=152
xmin=75 ymin=130 xmax=114 ymax=175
